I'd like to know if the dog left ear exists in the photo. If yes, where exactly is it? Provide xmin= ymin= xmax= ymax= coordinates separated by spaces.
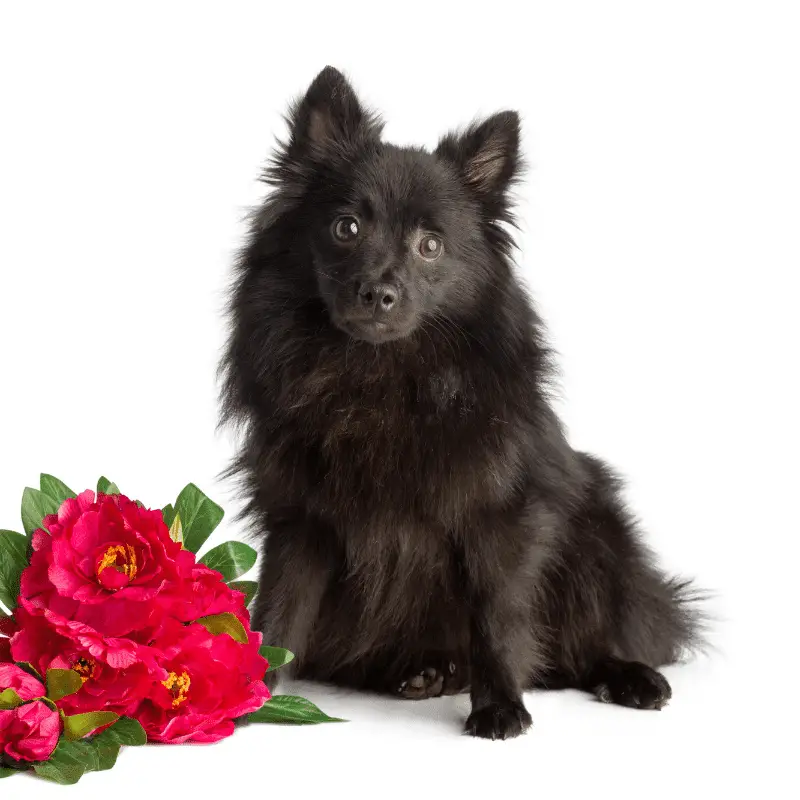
xmin=287 ymin=66 xmax=381 ymax=160
xmin=435 ymin=111 xmax=521 ymax=216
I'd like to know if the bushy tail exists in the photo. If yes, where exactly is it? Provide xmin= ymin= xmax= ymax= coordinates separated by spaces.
xmin=662 ymin=576 xmax=712 ymax=663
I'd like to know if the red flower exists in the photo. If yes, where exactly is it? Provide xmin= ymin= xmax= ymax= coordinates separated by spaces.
xmin=160 ymin=562 xmax=250 ymax=626
xmin=0 ymin=663 xmax=46 ymax=701
xmin=0 ymin=702 xmax=60 ymax=762
xmin=0 ymin=663 xmax=59 ymax=763
xmin=10 ymin=603 xmax=166 ymax=717
xmin=20 ymin=491 xmax=193 ymax=637
xmin=133 ymin=618 xmax=269 ymax=744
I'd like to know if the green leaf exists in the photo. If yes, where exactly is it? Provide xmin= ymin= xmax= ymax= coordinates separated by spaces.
xmin=21 ymin=488 xmax=60 ymax=538
xmin=33 ymin=739 xmax=94 ymax=785
xmin=90 ymin=717 xmax=147 ymax=772
xmin=229 ymin=580 xmax=258 ymax=607
xmin=168 ymin=512 xmax=183 ymax=546
xmin=96 ymin=476 xmax=120 ymax=495
xmin=62 ymin=711 xmax=120 ymax=741
xmin=39 ymin=474 xmax=76 ymax=506
xmin=161 ymin=503 xmax=176 ymax=528
xmin=175 ymin=483 xmax=224 ymax=554
xmin=200 ymin=541 xmax=256 ymax=582
xmin=259 ymin=645 xmax=295 ymax=673
xmin=0 ymin=529 xmax=27 ymax=609
xmin=0 ymin=767 xmax=17 ymax=779
xmin=0 ymin=687 xmax=24 ymax=709
xmin=195 ymin=612 xmax=248 ymax=644
xmin=46 ymin=668 xmax=83 ymax=701
xmin=95 ymin=716 xmax=146 ymax=747
xmin=91 ymin=742 xmax=120 ymax=772
xmin=248 ymin=695 xmax=345 ymax=725
xmin=32 ymin=718 xmax=145 ymax=784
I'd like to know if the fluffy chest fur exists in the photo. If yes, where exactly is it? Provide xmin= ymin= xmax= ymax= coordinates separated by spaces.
xmin=251 ymin=325 xmax=529 ymax=533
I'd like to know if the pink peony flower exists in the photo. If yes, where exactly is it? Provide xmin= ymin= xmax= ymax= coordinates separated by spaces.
xmin=0 ymin=663 xmax=46 ymax=701
xmin=0 ymin=701 xmax=61 ymax=762
xmin=159 ymin=562 xmax=250 ymax=626
xmin=133 ymin=618 xmax=269 ymax=744
xmin=10 ymin=603 xmax=166 ymax=717
xmin=20 ymin=491 xmax=194 ymax=637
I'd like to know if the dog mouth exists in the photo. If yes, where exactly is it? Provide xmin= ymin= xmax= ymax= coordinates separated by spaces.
xmin=335 ymin=316 xmax=413 ymax=344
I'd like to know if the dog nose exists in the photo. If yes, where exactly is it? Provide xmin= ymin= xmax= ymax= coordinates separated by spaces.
xmin=357 ymin=281 xmax=398 ymax=313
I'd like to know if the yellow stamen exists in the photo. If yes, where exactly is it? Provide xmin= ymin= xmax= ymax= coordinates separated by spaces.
xmin=162 ymin=671 xmax=191 ymax=708
xmin=96 ymin=544 xmax=137 ymax=582
xmin=72 ymin=656 xmax=97 ymax=684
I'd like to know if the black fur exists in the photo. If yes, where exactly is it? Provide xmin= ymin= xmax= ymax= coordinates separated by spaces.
xmin=220 ymin=67 xmax=704 ymax=739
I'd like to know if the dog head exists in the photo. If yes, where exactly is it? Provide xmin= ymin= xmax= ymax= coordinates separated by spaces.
xmin=267 ymin=66 xmax=521 ymax=345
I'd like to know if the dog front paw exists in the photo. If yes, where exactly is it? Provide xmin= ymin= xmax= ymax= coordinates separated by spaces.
xmin=465 ymin=699 xmax=532 ymax=740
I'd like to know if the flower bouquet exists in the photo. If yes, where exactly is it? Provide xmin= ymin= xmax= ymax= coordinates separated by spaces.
xmin=0 ymin=475 xmax=341 ymax=785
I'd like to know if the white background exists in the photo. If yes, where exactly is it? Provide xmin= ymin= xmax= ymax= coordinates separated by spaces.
xmin=2 ymin=1 xmax=798 ymax=796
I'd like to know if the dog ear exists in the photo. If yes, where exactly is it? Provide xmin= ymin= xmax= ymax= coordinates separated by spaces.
xmin=287 ymin=66 xmax=381 ymax=159
xmin=435 ymin=111 xmax=521 ymax=217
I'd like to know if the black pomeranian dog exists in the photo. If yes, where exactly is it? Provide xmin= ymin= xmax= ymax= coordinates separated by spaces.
xmin=221 ymin=67 xmax=703 ymax=739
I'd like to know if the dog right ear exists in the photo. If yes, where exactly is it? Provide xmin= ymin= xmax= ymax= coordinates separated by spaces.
xmin=286 ymin=66 xmax=382 ymax=160
xmin=435 ymin=111 xmax=521 ymax=220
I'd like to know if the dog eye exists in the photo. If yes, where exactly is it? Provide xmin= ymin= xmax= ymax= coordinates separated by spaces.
xmin=332 ymin=216 xmax=360 ymax=243
xmin=418 ymin=234 xmax=443 ymax=260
